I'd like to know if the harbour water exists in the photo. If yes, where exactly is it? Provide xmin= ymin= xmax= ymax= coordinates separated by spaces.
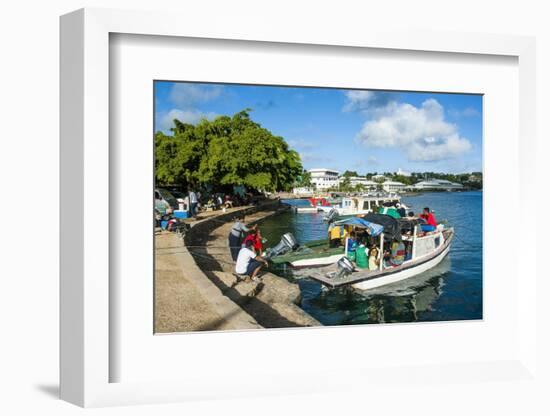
xmin=259 ymin=191 xmax=483 ymax=325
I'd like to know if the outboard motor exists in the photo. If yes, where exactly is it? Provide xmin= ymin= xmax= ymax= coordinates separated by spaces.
xmin=324 ymin=208 xmax=338 ymax=223
xmin=265 ymin=233 xmax=299 ymax=259
xmin=333 ymin=257 xmax=355 ymax=279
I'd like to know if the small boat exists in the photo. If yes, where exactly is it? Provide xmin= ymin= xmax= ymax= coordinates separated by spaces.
xmin=317 ymin=193 xmax=402 ymax=219
xmin=268 ymin=213 xmax=454 ymax=291
xmin=269 ymin=238 xmax=346 ymax=267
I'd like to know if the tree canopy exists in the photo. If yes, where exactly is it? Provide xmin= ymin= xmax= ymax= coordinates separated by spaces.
xmin=155 ymin=110 xmax=303 ymax=192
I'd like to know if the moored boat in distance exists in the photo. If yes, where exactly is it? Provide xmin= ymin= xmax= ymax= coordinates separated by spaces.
xmin=318 ymin=193 xmax=402 ymax=219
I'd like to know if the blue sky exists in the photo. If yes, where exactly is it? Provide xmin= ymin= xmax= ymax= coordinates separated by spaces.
xmin=155 ymin=81 xmax=482 ymax=174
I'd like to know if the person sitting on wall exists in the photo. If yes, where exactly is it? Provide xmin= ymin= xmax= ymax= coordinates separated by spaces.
xmin=224 ymin=195 xmax=234 ymax=209
xmin=419 ymin=207 xmax=437 ymax=232
xmin=235 ymin=239 xmax=268 ymax=281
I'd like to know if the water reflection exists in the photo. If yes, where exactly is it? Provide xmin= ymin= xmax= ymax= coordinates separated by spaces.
xmin=298 ymin=256 xmax=451 ymax=325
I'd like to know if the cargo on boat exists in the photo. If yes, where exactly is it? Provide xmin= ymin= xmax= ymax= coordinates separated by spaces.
xmin=267 ymin=210 xmax=454 ymax=291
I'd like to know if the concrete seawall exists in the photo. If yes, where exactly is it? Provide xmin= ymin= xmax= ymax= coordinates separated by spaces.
xmin=155 ymin=200 xmax=321 ymax=333
xmin=185 ymin=201 xmax=321 ymax=329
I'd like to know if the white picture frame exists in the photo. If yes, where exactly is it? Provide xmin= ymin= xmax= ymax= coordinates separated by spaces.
xmin=60 ymin=8 xmax=538 ymax=408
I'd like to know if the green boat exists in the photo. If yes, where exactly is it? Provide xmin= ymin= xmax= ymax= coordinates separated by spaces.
xmin=269 ymin=238 xmax=345 ymax=268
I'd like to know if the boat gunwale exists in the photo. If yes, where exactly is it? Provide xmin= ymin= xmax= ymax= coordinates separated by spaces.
xmin=310 ymin=228 xmax=454 ymax=288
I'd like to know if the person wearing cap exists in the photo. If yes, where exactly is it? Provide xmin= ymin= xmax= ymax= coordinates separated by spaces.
xmin=228 ymin=214 xmax=257 ymax=261
xmin=235 ymin=239 xmax=268 ymax=280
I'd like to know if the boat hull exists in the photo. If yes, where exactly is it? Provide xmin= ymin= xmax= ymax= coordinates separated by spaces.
xmin=352 ymin=244 xmax=451 ymax=291
xmin=291 ymin=253 xmax=346 ymax=268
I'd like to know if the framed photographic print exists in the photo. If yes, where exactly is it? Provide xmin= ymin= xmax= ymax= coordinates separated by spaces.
xmin=60 ymin=7 xmax=538 ymax=408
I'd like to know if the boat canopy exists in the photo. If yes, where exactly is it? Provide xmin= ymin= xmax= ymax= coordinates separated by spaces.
xmin=334 ymin=217 xmax=384 ymax=236
xmin=361 ymin=213 xmax=402 ymax=241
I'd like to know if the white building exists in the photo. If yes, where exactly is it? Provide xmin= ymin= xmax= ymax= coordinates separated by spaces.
xmin=413 ymin=179 xmax=463 ymax=191
xmin=372 ymin=174 xmax=387 ymax=182
xmin=382 ymin=180 xmax=406 ymax=193
xmin=309 ymin=168 xmax=341 ymax=190
xmin=348 ymin=176 xmax=378 ymax=190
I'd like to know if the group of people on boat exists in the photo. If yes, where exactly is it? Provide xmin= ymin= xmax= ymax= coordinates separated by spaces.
xmin=328 ymin=204 xmax=439 ymax=271
xmin=228 ymin=214 xmax=268 ymax=281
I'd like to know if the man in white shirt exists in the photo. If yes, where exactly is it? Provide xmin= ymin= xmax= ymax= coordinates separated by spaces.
xmin=188 ymin=190 xmax=198 ymax=218
xmin=235 ymin=240 xmax=268 ymax=280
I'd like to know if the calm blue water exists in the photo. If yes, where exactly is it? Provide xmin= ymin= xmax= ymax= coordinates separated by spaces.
xmin=259 ymin=192 xmax=483 ymax=325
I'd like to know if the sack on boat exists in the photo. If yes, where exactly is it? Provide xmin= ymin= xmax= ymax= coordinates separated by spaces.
xmin=355 ymin=246 xmax=368 ymax=269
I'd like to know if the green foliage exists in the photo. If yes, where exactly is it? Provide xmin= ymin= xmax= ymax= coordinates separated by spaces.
xmin=155 ymin=110 xmax=303 ymax=192
xmin=338 ymin=176 xmax=353 ymax=192
xmin=392 ymin=174 xmax=414 ymax=186
xmin=341 ymin=170 xmax=359 ymax=178
xmin=294 ymin=169 xmax=312 ymax=188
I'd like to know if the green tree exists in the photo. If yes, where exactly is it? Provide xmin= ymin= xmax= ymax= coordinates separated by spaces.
xmin=339 ymin=176 xmax=353 ymax=192
xmin=294 ymin=170 xmax=312 ymax=188
xmin=155 ymin=110 xmax=303 ymax=193
xmin=342 ymin=170 xmax=359 ymax=178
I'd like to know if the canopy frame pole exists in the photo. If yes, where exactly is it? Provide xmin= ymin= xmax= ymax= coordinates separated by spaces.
xmin=344 ymin=226 xmax=349 ymax=257
xmin=379 ymin=232 xmax=384 ymax=271
xmin=412 ymin=225 xmax=417 ymax=260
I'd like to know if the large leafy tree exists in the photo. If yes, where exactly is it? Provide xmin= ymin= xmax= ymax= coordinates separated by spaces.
xmin=155 ymin=110 xmax=303 ymax=192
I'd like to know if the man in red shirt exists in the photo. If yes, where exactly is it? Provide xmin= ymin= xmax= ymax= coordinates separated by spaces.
xmin=420 ymin=207 xmax=437 ymax=232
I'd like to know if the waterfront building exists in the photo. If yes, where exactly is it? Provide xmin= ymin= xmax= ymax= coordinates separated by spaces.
xmin=348 ymin=176 xmax=378 ymax=190
xmin=412 ymin=179 xmax=464 ymax=191
xmin=382 ymin=180 xmax=406 ymax=193
xmin=372 ymin=174 xmax=387 ymax=182
xmin=309 ymin=168 xmax=341 ymax=190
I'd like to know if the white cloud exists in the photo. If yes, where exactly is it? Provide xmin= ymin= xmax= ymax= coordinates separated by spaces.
xmin=343 ymin=90 xmax=395 ymax=114
xmin=367 ymin=155 xmax=379 ymax=165
xmin=168 ymin=83 xmax=223 ymax=107
xmin=157 ymin=109 xmax=218 ymax=132
xmin=448 ymin=106 xmax=480 ymax=118
xmin=356 ymin=98 xmax=472 ymax=162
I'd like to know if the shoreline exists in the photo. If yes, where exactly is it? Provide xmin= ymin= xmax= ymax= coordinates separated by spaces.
xmin=154 ymin=200 xmax=321 ymax=333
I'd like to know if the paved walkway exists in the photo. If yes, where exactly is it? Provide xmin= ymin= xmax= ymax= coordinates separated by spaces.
xmin=154 ymin=231 xmax=261 ymax=333
xmin=155 ymin=201 xmax=320 ymax=333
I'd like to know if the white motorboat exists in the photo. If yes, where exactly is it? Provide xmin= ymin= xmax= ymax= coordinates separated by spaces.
xmin=305 ymin=214 xmax=454 ymax=291
xmin=317 ymin=193 xmax=402 ymax=219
